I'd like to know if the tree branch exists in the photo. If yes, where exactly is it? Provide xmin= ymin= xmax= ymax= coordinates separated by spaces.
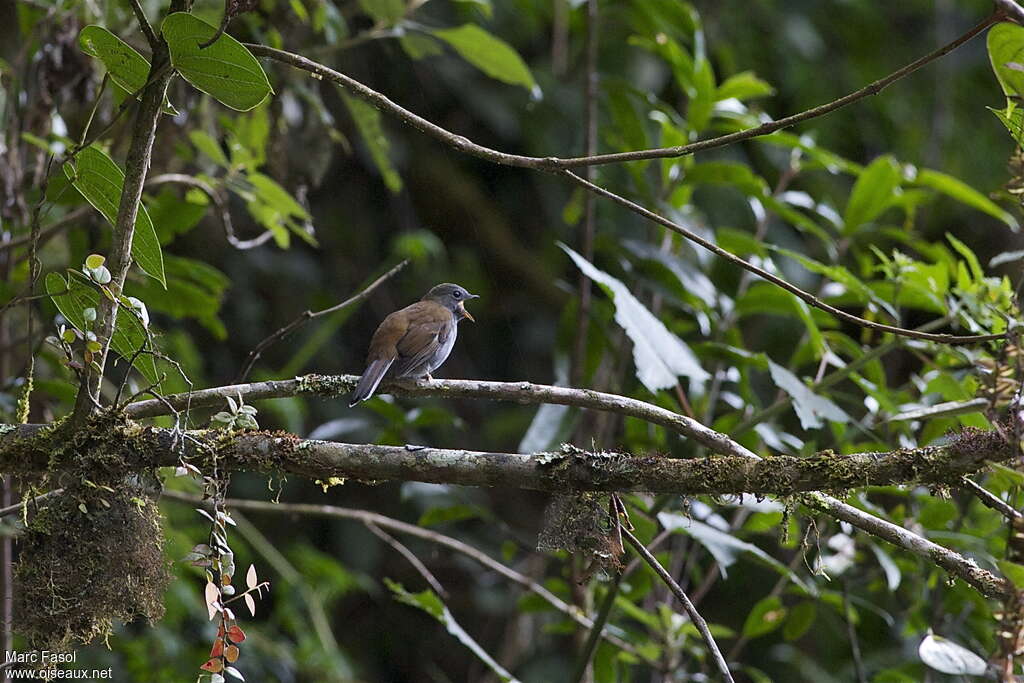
xmin=245 ymin=39 xmax=1006 ymax=346
xmin=248 ymin=12 xmax=995 ymax=170
xmin=622 ymin=527 xmax=734 ymax=682
xmin=71 ymin=20 xmax=177 ymax=422
xmin=235 ymin=261 xmax=408 ymax=383
xmin=122 ymin=374 xmax=758 ymax=459
xmin=162 ymin=490 xmax=649 ymax=661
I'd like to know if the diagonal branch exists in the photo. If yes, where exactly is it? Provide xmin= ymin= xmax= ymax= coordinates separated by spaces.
xmin=622 ymin=527 xmax=734 ymax=682
xmin=235 ymin=261 xmax=408 ymax=383
xmin=122 ymin=374 xmax=758 ymax=458
xmin=163 ymin=490 xmax=649 ymax=661
xmin=245 ymin=37 xmax=1006 ymax=346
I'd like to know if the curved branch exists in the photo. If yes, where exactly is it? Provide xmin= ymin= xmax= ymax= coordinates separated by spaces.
xmin=162 ymin=490 xmax=650 ymax=662
xmin=235 ymin=261 xmax=408 ymax=383
xmin=245 ymin=40 xmax=1006 ymax=346
xmin=248 ymin=12 xmax=996 ymax=170
xmin=122 ymin=374 xmax=758 ymax=459
xmin=146 ymin=173 xmax=274 ymax=250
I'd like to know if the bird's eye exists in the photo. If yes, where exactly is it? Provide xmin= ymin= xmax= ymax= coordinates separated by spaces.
xmin=453 ymin=290 xmax=463 ymax=299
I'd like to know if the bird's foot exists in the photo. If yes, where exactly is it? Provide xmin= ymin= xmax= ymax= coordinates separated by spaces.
xmin=424 ymin=373 xmax=434 ymax=382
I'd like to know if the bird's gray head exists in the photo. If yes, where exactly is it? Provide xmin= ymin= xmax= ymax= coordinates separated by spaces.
xmin=423 ymin=283 xmax=479 ymax=322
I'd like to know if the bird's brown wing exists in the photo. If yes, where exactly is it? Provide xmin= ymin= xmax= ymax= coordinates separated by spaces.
xmin=392 ymin=301 xmax=453 ymax=378
xmin=349 ymin=309 xmax=409 ymax=405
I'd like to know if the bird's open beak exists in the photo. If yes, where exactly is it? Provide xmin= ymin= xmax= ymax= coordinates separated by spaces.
xmin=458 ymin=297 xmax=477 ymax=322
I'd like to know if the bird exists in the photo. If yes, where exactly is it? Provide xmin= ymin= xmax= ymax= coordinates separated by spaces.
xmin=349 ymin=283 xmax=478 ymax=406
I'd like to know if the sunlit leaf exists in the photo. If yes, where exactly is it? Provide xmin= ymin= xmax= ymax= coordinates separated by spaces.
xmin=561 ymin=244 xmax=710 ymax=394
xmin=844 ymin=155 xmax=901 ymax=234
xmin=915 ymin=169 xmax=1017 ymax=231
xmin=918 ymin=632 xmax=987 ymax=675
xmin=768 ymin=360 xmax=848 ymax=430
xmin=432 ymin=24 xmax=537 ymax=93
xmin=742 ymin=596 xmax=787 ymax=638
xmin=63 ymin=146 xmax=165 ymax=286
xmin=162 ymin=13 xmax=272 ymax=111
xmin=988 ymin=22 xmax=1024 ymax=98
xmin=78 ymin=25 xmax=177 ymax=114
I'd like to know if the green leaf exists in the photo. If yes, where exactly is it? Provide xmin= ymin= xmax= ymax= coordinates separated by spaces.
xmin=189 ymin=130 xmax=229 ymax=167
xmin=999 ymin=560 xmax=1024 ymax=589
xmin=385 ymin=579 xmax=520 ymax=682
xmin=782 ymin=602 xmax=816 ymax=641
xmin=688 ymin=57 xmax=715 ymax=133
xmin=129 ymin=255 xmax=229 ymax=339
xmin=161 ymin=13 xmax=272 ymax=112
xmin=843 ymin=155 xmax=901 ymax=234
xmin=417 ymin=504 xmax=483 ymax=527
xmin=658 ymin=513 xmax=811 ymax=592
xmin=63 ymin=146 xmax=165 ymax=286
xmin=988 ymin=22 xmax=1024 ymax=98
xmin=341 ymin=93 xmax=402 ymax=193
xmin=78 ymin=25 xmax=178 ymax=115
xmin=989 ymin=102 xmax=1024 ymax=145
xmin=716 ymin=71 xmax=775 ymax=101
xmin=46 ymin=272 xmax=158 ymax=383
xmin=946 ymin=233 xmax=984 ymax=282
xmin=357 ymin=0 xmax=405 ymax=23
xmin=399 ymin=33 xmax=443 ymax=60
xmin=742 ymin=596 xmax=787 ymax=639
xmin=914 ymin=168 xmax=1017 ymax=231
xmin=561 ymin=244 xmax=710 ymax=393
xmin=431 ymin=24 xmax=536 ymax=93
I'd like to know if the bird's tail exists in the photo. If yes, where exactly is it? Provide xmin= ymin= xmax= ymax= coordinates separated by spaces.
xmin=349 ymin=359 xmax=393 ymax=406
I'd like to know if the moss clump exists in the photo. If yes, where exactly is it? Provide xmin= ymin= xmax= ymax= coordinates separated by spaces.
xmin=537 ymin=492 xmax=622 ymax=572
xmin=15 ymin=479 xmax=170 ymax=649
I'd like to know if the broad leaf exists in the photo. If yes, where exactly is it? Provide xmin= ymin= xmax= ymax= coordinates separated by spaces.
xmin=742 ymin=596 xmax=787 ymax=639
xmin=45 ymin=271 xmax=158 ymax=383
xmin=78 ymin=25 xmax=178 ymax=115
xmin=63 ymin=146 xmax=165 ymax=286
xmin=161 ymin=13 xmax=272 ymax=111
xmin=357 ymin=0 xmax=404 ymax=23
xmin=716 ymin=71 xmax=775 ymax=101
xmin=561 ymin=244 xmax=710 ymax=394
xmin=767 ymin=360 xmax=848 ymax=430
xmin=432 ymin=24 xmax=537 ymax=93
xmin=844 ymin=155 xmax=901 ymax=234
xmin=915 ymin=168 xmax=1017 ymax=231
xmin=988 ymin=22 xmax=1024 ymax=98
xmin=918 ymin=633 xmax=987 ymax=676
xmin=341 ymin=93 xmax=402 ymax=193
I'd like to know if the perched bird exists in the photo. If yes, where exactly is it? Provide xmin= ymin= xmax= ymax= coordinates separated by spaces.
xmin=349 ymin=283 xmax=478 ymax=406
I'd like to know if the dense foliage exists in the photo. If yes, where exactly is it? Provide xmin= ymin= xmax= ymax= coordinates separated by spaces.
xmin=3 ymin=0 xmax=1024 ymax=681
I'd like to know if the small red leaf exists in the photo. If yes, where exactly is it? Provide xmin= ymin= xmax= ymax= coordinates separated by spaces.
xmin=200 ymin=658 xmax=224 ymax=673
xmin=226 ymin=625 xmax=246 ymax=643
xmin=225 ymin=645 xmax=240 ymax=663
xmin=210 ymin=639 xmax=224 ymax=658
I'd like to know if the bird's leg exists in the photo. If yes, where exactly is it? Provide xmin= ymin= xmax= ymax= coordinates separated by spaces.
xmin=424 ymin=373 xmax=434 ymax=382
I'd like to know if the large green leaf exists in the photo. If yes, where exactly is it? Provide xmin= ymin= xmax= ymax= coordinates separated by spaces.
xmin=561 ymin=244 xmax=710 ymax=394
xmin=843 ymin=155 xmax=901 ymax=234
xmin=431 ymin=24 xmax=536 ymax=93
xmin=63 ymin=146 xmax=165 ymax=286
xmin=914 ymin=168 xmax=1018 ymax=231
xmin=45 ymin=271 xmax=158 ymax=384
xmin=78 ymin=25 xmax=177 ymax=115
xmin=988 ymin=22 xmax=1024 ymax=98
xmin=341 ymin=93 xmax=402 ymax=193
xmin=161 ymin=13 xmax=272 ymax=112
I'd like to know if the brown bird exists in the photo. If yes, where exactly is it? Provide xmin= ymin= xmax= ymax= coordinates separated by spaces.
xmin=349 ymin=283 xmax=478 ymax=406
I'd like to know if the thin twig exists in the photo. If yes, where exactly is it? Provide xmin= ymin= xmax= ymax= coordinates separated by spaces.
xmin=962 ymin=477 xmax=1024 ymax=520
xmin=366 ymin=521 xmax=449 ymax=598
xmin=563 ymin=170 xmax=1002 ymax=345
xmin=621 ymin=527 xmax=734 ymax=682
xmin=248 ymin=13 xmax=995 ymax=169
xmin=571 ymin=0 xmax=599 ymax=388
xmin=0 ymin=489 xmax=63 ymax=519
xmin=246 ymin=35 xmax=1006 ymax=346
xmin=162 ymin=490 xmax=649 ymax=661
xmin=570 ymin=571 xmax=620 ymax=683
xmin=128 ymin=0 xmax=159 ymax=48
xmin=146 ymin=173 xmax=274 ymax=250
xmin=235 ymin=260 xmax=408 ymax=383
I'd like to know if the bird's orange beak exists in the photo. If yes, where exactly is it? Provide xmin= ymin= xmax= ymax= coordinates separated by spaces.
xmin=458 ymin=300 xmax=476 ymax=322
